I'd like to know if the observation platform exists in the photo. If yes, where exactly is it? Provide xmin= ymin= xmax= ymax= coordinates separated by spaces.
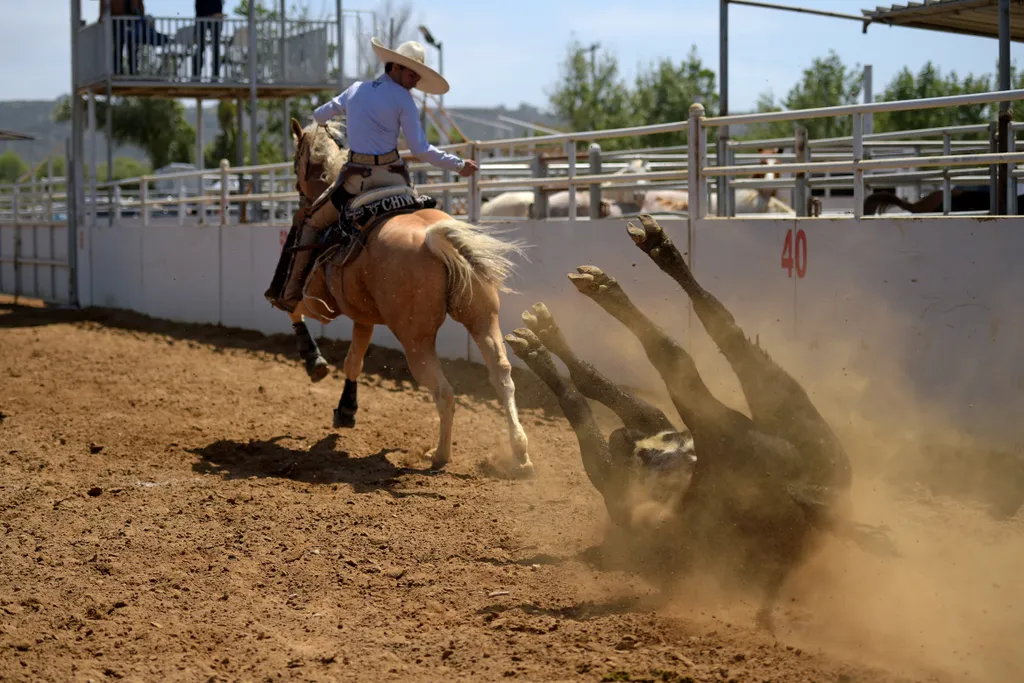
xmin=74 ymin=14 xmax=346 ymax=100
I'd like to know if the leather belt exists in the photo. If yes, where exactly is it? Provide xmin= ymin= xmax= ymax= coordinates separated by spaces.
xmin=349 ymin=149 xmax=401 ymax=166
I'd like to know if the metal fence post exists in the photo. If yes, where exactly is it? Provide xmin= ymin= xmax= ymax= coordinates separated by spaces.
xmin=440 ymin=129 xmax=451 ymax=215
xmin=716 ymin=136 xmax=727 ymax=216
xmin=268 ymin=168 xmax=277 ymax=223
xmin=998 ymin=107 xmax=1014 ymax=215
xmin=688 ymin=103 xmax=706 ymax=220
xmin=794 ymin=125 xmax=808 ymax=217
xmin=178 ymin=178 xmax=186 ymax=226
xmin=852 ymin=113 xmax=864 ymax=219
xmin=1009 ymin=121 xmax=1018 ymax=216
xmin=140 ymin=176 xmax=149 ymax=227
xmin=989 ymin=121 xmax=998 ymax=215
xmin=531 ymin=155 xmax=547 ymax=219
xmin=12 ymin=184 xmax=20 ymax=302
xmin=46 ymin=159 xmax=55 ymax=300
xmin=588 ymin=143 xmax=601 ymax=218
xmin=942 ymin=133 xmax=952 ymax=215
xmin=726 ymin=143 xmax=736 ymax=216
xmin=467 ymin=143 xmax=480 ymax=223
xmin=567 ymin=139 xmax=577 ymax=221
xmin=220 ymin=160 xmax=230 ymax=226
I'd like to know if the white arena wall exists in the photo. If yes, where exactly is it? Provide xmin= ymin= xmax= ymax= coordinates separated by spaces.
xmin=76 ymin=214 xmax=1024 ymax=448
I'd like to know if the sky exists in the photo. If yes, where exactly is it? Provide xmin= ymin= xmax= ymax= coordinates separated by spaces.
xmin=0 ymin=0 xmax=1016 ymax=113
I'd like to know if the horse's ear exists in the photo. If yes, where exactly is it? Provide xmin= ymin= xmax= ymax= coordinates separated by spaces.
xmin=290 ymin=118 xmax=304 ymax=147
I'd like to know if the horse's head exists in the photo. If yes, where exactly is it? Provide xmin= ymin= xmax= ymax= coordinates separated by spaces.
xmin=290 ymin=117 xmax=349 ymax=203
xmin=752 ymin=147 xmax=784 ymax=200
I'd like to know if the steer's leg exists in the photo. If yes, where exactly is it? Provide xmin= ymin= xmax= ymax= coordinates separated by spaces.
xmin=520 ymin=302 xmax=675 ymax=435
xmin=505 ymin=328 xmax=629 ymax=520
xmin=626 ymin=215 xmax=849 ymax=487
xmin=567 ymin=265 xmax=744 ymax=439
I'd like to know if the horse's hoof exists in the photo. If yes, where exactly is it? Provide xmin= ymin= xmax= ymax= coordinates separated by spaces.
xmin=427 ymin=448 xmax=450 ymax=470
xmin=512 ymin=460 xmax=536 ymax=479
xmin=333 ymin=408 xmax=356 ymax=429
xmin=306 ymin=356 xmax=329 ymax=383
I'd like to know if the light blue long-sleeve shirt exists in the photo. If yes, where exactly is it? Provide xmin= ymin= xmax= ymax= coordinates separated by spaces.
xmin=313 ymin=73 xmax=466 ymax=173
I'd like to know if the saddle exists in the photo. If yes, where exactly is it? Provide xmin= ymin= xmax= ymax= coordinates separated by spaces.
xmin=298 ymin=185 xmax=438 ymax=323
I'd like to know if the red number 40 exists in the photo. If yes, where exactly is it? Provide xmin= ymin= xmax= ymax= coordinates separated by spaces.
xmin=781 ymin=228 xmax=808 ymax=279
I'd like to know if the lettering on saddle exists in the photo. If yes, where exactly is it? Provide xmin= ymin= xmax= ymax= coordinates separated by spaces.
xmin=344 ymin=189 xmax=437 ymax=233
xmin=313 ymin=187 xmax=439 ymax=265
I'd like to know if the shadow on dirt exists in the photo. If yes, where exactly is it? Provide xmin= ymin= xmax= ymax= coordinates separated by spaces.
xmin=188 ymin=434 xmax=471 ymax=493
xmin=0 ymin=298 xmax=565 ymax=416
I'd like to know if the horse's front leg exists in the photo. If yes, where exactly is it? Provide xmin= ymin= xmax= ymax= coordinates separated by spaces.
xmin=334 ymin=322 xmax=374 ymax=428
xmin=289 ymin=307 xmax=329 ymax=382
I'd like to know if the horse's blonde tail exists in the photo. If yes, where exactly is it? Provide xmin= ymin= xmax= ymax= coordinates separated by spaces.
xmin=423 ymin=219 xmax=527 ymax=303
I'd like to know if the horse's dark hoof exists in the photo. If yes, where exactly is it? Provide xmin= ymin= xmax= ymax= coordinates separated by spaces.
xmin=306 ymin=356 xmax=329 ymax=383
xmin=333 ymin=408 xmax=356 ymax=429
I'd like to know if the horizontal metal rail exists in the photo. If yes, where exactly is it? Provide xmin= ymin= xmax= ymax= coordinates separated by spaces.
xmin=704 ymin=152 xmax=1024 ymax=177
xmin=705 ymin=89 xmax=1024 ymax=128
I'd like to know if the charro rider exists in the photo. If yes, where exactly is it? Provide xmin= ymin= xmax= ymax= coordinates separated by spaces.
xmin=273 ymin=36 xmax=479 ymax=313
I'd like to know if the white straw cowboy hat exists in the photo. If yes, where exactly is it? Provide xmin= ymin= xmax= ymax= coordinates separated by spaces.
xmin=371 ymin=37 xmax=450 ymax=95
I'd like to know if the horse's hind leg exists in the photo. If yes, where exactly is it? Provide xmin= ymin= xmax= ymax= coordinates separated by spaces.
xmin=505 ymin=328 xmax=621 ymax=508
xmin=401 ymin=341 xmax=456 ymax=470
xmin=333 ymin=322 xmax=374 ymax=429
xmin=521 ymin=302 xmax=674 ymax=435
xmin=468 ymin=316 xmax=533 ymax=474
xmin=288 ymin=307 xmax=329 ymax=382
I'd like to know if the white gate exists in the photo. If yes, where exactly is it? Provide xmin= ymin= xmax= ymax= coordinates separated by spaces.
xmin=0 ymin=180 xmax=74 ymax=305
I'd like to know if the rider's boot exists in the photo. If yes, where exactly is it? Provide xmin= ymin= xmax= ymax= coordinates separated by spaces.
xmin=264 ymin=218 xmax=303 ymax=312
xmin=280 ymin=221 xmax=319 ymax=313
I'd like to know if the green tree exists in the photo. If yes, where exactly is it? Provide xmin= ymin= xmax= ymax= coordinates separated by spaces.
xmin=33 ymin=155 xmax=67 ymax=181
xmin=630 ymin=46 xmax=718 ymax=148
xmin=204 ymin=100 xmax=247 ymax=168
xmin=548 ymin=41 xmax=720 ymax=151
xmin=874 ymin=62 xmax=991 ymax=134
xmin=744 ymin=50 xmax=862 ymax=140
xmin=96 ymin=157 xmax=150 ymax=182
xmin=0 ymin=150 xmax=27 ymax=183
xmin=53 ymin=97 xmax=195 ymax=169
xmin=547 ymin=39 xmax=631 ymax=147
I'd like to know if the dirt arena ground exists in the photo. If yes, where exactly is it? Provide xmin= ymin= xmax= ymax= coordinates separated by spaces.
xmin=2 ymin=295 xmax=1022 ymax=682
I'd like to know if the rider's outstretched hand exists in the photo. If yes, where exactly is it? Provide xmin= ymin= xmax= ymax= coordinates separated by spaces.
xmin=458 ymin=159 xmax=479 ymax=177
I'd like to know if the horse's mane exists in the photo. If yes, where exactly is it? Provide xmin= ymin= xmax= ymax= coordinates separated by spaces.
xmin=296 ymin=120 xmax=349 ymax=186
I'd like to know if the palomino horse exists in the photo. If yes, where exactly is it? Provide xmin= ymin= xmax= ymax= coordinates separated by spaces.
xmin=284 ymin=118 xmax=532 ymax=474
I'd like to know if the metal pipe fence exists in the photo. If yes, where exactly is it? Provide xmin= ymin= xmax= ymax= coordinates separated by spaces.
xmin=49 ymin=87 xmax=1024 ymax=223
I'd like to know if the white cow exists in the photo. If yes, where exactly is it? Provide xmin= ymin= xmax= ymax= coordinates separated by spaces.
xmin=480 ymin=158 xmax=652 ymax=219
xmin=641 ymin=189 xmax=795 ymax=215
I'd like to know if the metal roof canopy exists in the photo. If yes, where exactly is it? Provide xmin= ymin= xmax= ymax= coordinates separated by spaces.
xmin=862 ymin=0 xmax=1024 ymax=42
xmin=0 ymin=130 xmax=35 ymax=141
